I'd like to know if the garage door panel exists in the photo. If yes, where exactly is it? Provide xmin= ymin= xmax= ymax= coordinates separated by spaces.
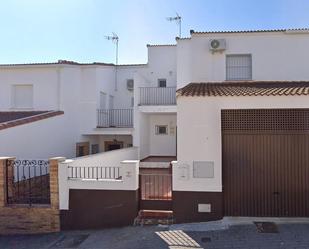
xmin=222 ymin=109 xmax=309 ymax=217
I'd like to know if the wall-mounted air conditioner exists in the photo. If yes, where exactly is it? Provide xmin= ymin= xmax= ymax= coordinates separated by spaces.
xmin=209 ymin=39 xmax=226 ymax=52
xmin=127 ymin=79 xmax=134 ymax=91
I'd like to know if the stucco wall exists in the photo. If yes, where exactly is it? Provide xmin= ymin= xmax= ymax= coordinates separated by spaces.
xmin=58 ymin=147 xmax=139 ymax=210
xmin=149 ymin=114 xmax=177 ymax=156
xmin=0 ymin=66 xmax=59 ymax=111
xmin=177 ymin=32 xmax=309 ymax=88
xmin=174 ymin=95 xmax=309 ymax=192
xmin=0 ymin=114 xmax=77 ymax=159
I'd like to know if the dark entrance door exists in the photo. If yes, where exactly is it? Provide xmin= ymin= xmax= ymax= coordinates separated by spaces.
xmin=108 ymin=144 xmax=121 ymax=151
xmin=222 ymin=109 xmax=309 ymax=217
xmin=105 ymin=141 xmax=123 ymax=151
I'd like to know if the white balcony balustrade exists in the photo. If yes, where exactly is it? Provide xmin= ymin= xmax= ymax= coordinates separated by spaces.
xmin=139 ymin=87 xmax=176 ymax=105
xmin=97 ymin=109 xmax=133 ymax=128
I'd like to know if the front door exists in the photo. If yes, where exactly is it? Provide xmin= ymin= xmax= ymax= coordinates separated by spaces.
xmin=105 ymin=141 xmax=123 ymax=151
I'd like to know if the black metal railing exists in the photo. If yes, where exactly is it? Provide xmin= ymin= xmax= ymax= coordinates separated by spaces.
xmin=6 ymin=160 xmax=50 ymax=205
xmin=139 ymin=173 xmax=172 ymax=200
xmin=68 ymin=166 xmax=121 ymax=180
xmin=97 ymin=109 xmax=133 ymax=128
xmin=139 ymin=87 xmax=176 ymax=105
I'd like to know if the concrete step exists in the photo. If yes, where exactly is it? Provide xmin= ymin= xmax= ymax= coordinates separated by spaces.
xmin=134 ymin=210 xmax=174 ymax=226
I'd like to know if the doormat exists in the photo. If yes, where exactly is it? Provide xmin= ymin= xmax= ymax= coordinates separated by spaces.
xmin=254 ymin=222 xmax=279 ymax=233
xmin=50 ymin=234 xmax=89 ymax=248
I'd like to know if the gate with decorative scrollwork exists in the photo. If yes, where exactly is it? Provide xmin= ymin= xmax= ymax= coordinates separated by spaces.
xmin=6 ymin=159 xmax=50 ymax=205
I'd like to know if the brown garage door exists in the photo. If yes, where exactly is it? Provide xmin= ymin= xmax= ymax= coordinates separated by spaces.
xmin=222 ymin=109 xmax=309 ymax=217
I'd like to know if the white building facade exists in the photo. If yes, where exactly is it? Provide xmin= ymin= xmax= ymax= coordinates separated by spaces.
xmin=0 ymin=44 xmax=178 ymax=162
xmin=1 ymin=28 xmax=309 ymax=224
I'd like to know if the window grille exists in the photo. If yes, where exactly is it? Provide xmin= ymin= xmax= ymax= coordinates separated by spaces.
xmin=226 ymin=54 xmax=252 ymax=81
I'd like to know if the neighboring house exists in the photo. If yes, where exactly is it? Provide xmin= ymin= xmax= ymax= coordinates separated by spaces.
xmin=1 ymin=28 xmax=309 ymax=225
xmin=0 ymin=44 xmax=177 ymax=164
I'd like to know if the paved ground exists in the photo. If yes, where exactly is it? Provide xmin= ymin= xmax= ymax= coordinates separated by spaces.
xmin=1 ymin=223 xmax=309 ymax=249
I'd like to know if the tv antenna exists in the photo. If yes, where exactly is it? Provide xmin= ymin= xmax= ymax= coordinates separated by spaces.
xmin=105 ymin=32 xmax=119 ymax=65
xmin=166 ymin=12 xmax=182 ymax=38
xmin=105 ymin=32 xmax=119 ymax=90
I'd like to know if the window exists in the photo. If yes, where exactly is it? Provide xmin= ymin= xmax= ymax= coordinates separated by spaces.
xmin=127 ymin=79 xmax=134 ymax=91
xmin=78 ymin=146 xmax=85 ymax=157
xmin=76 ymin=142 xmax=89 ymax=157
xmin=226 ymin=54 xmax=252 ymax=81
xmin=131 ymin=97 xmax=134 ymax=107
xmin=155 ymin=125 xmax=168 ymax=135
xmin=158 ymin=79 xmax=167 ymax=88
xmin=91 ymin=144 xmax=99 ymax=154
xmin=12 ymin=85 xmax=33 ymax=109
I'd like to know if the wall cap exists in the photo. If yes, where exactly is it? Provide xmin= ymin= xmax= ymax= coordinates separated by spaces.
xmin=0 ymin=157 xmax=16 ymax=161
xmin=49 ymin=157 xmax=66 ymax=162
xmin=121 ymin=160 xmax=139 ymax=164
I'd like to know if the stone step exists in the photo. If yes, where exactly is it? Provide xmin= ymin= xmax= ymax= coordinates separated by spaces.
xmin=139 ymin=209 xmax=173 ymax=219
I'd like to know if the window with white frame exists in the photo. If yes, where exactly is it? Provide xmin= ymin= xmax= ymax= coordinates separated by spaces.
xmin=226 ymin=54 xmax=252 ymax=81
xmin=12 ymin=85 xmax=33 ymax=109
xmin=155 ymin=125 xmax=168 ymax=135
xmin=158 ymin=79 xmax=167 ymax=88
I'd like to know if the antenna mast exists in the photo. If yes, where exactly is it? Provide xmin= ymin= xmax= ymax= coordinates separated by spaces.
xmin=166 ymin=12 xmax=182 ymax=38
xmin=105 ymin=33 xmax=119 ymax=90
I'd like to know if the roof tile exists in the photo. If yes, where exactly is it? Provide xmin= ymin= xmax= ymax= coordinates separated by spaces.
xmin=177 ymin=81 xmax=309 ymax=97
xmin=0 ymin=111 xmax=64 ymax=130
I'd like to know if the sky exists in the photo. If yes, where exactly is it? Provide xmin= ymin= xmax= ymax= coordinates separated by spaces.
xmin=0 ymin=0 xmax=309 ymax=65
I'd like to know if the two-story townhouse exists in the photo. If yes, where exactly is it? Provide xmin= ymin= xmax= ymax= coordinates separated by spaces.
xmin=173 ymin=28 xmax=309 ymax=223
xmin=2 ymin=28 xmax=309 ymax=225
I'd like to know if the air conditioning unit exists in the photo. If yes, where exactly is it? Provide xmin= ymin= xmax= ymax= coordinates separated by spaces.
xmin=127 ymin=79 xmax=134 ymax=91
xmin=209 ymin=39 xmax=226 ymax=52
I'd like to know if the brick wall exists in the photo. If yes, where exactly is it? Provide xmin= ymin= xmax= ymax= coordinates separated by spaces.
xmin=0 ymin=157 xmax=63 ymax=234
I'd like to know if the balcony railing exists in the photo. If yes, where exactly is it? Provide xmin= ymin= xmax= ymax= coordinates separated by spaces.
xmin=97 ymin=109 xmax=133 ymax=128
xmin=139 ymin=87 xmax=176 ymax=105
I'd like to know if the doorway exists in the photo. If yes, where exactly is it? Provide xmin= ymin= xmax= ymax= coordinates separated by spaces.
xmin=104 ymin=141 xmax=123 ymax=151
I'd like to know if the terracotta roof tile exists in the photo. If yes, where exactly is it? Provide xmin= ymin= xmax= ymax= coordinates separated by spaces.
xmin=190 ymin=28 xmax=309 ymax=34
xmin=0 ymin=111 xmax=64 ymax=130
xmin=177 ymin=81 xmax=309 ymax=97
xmin=0 ymin=111 xmax=48 ymax=123
xmin=146 ymin=44 xmax=176 ymax=47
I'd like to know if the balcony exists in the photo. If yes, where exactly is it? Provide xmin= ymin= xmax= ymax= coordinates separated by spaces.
xmin=97 ymin=109 xmax=133 ymax=128
xmin=139 ymin=87 xmax=176 ymax=105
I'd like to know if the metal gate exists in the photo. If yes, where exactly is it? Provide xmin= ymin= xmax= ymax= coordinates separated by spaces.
xmin=222 ymin=109 xmax=309 ymax=217
xmin=139 ymin=169 xmax=172 ymax=210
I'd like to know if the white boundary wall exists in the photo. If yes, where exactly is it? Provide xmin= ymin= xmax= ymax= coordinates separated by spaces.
xmin=58 ymin=147 xmax=139 ymax=210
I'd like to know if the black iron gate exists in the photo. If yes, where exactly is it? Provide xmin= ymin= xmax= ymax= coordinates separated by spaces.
xmin=139 ymin=169 xmax=172 ymax=210
xmin=6 ymin=159 xmax=50 ymax=205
